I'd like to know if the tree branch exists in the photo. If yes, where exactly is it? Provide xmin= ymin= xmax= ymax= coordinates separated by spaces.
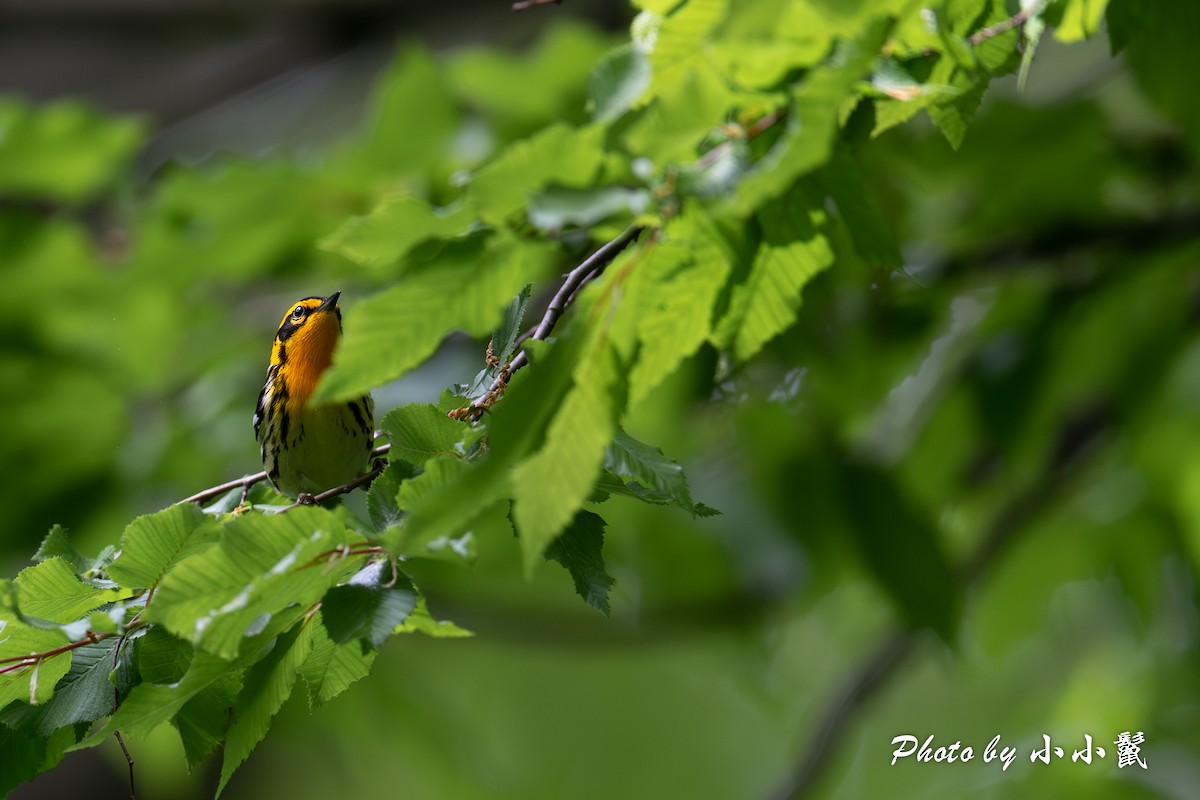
xmin=273 ymin=453 xmax=389 ymax=514
xmin=452 ymin=224 xmax=645 ymax=419
xmin=180 ymin=443 xmax=391 ymax=509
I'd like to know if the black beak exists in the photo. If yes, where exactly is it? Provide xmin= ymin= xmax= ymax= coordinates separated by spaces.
xmin=317 ymin=292 xmax=341 ymax=313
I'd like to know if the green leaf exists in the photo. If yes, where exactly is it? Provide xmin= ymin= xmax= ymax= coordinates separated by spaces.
xmin=34 ymin=639 xmax=119 ymax=735
xmin=528 ymin=186 xmax=651 ymax=232
xmin=320 ymin=565 xmax=417 ymax=648
xmin=623 ymin=63 xmax=738 ymax=164
xmin=145 ymin=508 xmax=368 ymax=660
xmin=648 ymin=0 xmax=730 ymax=82
xmin=382 ymin=457 xmax=480 ymax=557
xmin=299 ymin=610 xmax=377 ymax=708
xmin=218 ymin=625 xmax=315 ymax=796
xmin=1055 ymin=0 xmax=1109 ymax=42
xmin=0 ymin=98 xmax=143 ymax=203
xmin=0 ymin=616 xmax=70 ymax=708
xmin=716 ymin=185 xmax=834 ymax=364
xmin=819 ymin=145 xmax=902 ymax=268
xmin=449 ymin=22 xmax=614 ymax=135
xmin=0 ymin=724 xmax=72 ymax=797
xmin=366 ymin=461 xmax=417 ymax=533
xmin=588 ymin=43 xmax=652 ymax=122
xmin=492 ymin=284 xmax=532 ymax=367
xmin=319 ymin=196 xmax=473 ymax=274
xmin=83 ymin=650 xmax=235 ymax=743
xmin=314 ymin=234 xmax=557 ymax=404
xmin=137 ymin=627 xmax=193 ymax=685
xmin=354 ymin=45 xmax=459 ymax=179
xmin=840 ymin=460 xmax=957 ymax=638
xmin=394 ymin=595 xmax=473 ymax=638
xmin=730 ymin=21 xmax=891 ymax=213
xmin=176 ymin=674 xmax=241 ymax=769
xmin=629 ymin=212 xmax=731 ymax=408
xmin=544 ymin=510 xmax=616 ymax=615
xmin=510 ymin=252 xmax=641 ymax=573
xmin=381 ymin=404 xmax=473 ymax=466
xmin=13 ymin=558 xmax=121 ymax=625
xmin=33 ymin=525 xmax=86 ymax=572
xmin=603 ymin=429 xmax=713 ymax=516
xmin=468 ymin=123 xmax=606 ymax=226
xmin=107 ymin=503 xmax=219 ymax=589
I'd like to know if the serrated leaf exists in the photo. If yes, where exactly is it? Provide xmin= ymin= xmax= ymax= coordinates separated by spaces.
xmin=34 ymin=639 xmax=119 ymax=735
xmin=603 ymin=429 xmax=708 ymax=516
xmin=511 ymin=252 xmax=642 ymax=574
xmin=299 ymin=610 xmax=377 ymax=708
xmin=107 ymin=503 xmax=219 ymax=589
xmin=629 ymin=213 xmax=731 ymax=408
xmin=717 ymin=185 xmax=833 ymax=364
xmin=13 ymin=558 xmax=121 ymax=625
xmin=176 ymin=675 xmax=241 ymax=769
xmin=0 ymin=616 xmax=70 ymax=708
xmin=544 ymin=510 xmax=615 ymax=615
xmin=731 ymin=21 xmax=890 ymax=213
xmin=468 ymin=124 xmax=605 ymax=227
xmin=382 ymin=404 xmax=473 ymax=465
xmin=137 ymin=626 xmax=193 ymax=685
xmin=319 ymin=196 xmax=472 ymax=273
xmin=82 ymin=650 xmax=234 ymax=744
xmin=33 ymin=525 xmax=86 ymax=572
xmin=381 ymin=457 xmax=478 ymax=556
xmin=491 ymin=285 xmax=532 ymax=369
xmin=394 ymin=596 xmax=473 ymax=638
xmin=314 ymin=235 xmax=557 ymax=404
xmin=321 ymin=573 xmax=417 ymax=649
xmin=218 ymin=625 xmax=315 ymax=796
xmin=145 ymin=507 xmax=368 ymax=660
xmin=366 ymin=460 xmax=417 ymax=533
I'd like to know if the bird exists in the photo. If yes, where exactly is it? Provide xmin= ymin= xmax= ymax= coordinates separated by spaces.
xmin=253 ymin=292 xmax=375 ymax=499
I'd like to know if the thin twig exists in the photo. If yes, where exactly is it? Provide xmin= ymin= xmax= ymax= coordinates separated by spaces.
xmin=0 ymin=631 xmax=113 ymax=669
xmin=109 ymin=633 xmax=136 ymax=799
xmin=967 ymin=0 xmax=1051 ymax=46
xmin=273 ymin=457 xmax=388 ymax=514
xmin=114 ymin=730 xmax=136 ymax=799
xmin=179 ymin=472 xmax=265 ymax=506
xmin=180 ymin=444 xmax=391 ymax=509
xmin=454 ymin=225 xmax=645 ymax=420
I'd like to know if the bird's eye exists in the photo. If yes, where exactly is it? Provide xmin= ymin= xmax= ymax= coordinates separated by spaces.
xmin=291 ymin=305 xmax=305 ymax=320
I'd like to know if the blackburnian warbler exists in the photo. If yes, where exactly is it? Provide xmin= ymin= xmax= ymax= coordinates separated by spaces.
xmin=253 ymin=292 xmax=375 ymax=498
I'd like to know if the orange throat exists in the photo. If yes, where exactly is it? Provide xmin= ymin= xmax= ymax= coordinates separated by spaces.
xmin=276 ymin=318 xmax=339 ymax=411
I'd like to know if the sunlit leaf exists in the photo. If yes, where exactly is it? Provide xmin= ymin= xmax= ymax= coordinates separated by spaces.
xmin=315 ymin=235 xmax=557 ymax=404
xmin=107 ymin=503 xmax=219 ymax=590
xmin=218 ymin=625 xmax=315 ymax=795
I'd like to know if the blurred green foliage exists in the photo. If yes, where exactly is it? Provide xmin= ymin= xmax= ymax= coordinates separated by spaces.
xmin=2 ymin=1 xmax=1200 ymax=799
